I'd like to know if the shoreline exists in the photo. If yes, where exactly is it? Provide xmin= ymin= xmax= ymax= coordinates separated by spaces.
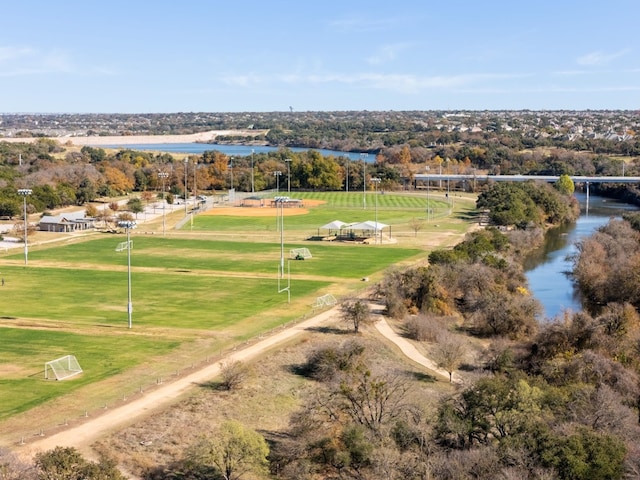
xmin=0 ymin=129 xmax=267 ymax=146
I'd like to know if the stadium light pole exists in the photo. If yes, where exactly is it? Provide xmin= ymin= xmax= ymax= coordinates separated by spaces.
xmin=118 ymin=220 xmax=137 ymax=329
xmin=193 ymin=158 xmax=197 ymax=200
xmin=446 ymin=157 xmax=450 ymax=207
xmin=344 ymin=154 xmax=349 ymax=192
xmin=285 ymin=158 xmax=292 ymax=194
xmin=158 ymin=171 xmax=168 ymax=237
xmin=183 ymin=157 xmax=188 ymax=216
xmin=17 ymin=188 xmax=32 ymax=265
xmin=371 ymin=178 xmax=381 ymax=244
xmin=274 ymin=170 xmax=282 ymax=194
xmin=361 ymin=153 xmax=368 ymax=209
xmin=425 ymin=166 xmax=430 ymax=221
xmin=251 ymin=149 xmax=255 ymax=193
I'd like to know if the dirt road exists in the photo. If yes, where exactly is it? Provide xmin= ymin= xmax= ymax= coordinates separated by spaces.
xmin=18 ymin=301 xmax=458 ymax=462
xmin=19 ymin=306 xmax=341 ymax=459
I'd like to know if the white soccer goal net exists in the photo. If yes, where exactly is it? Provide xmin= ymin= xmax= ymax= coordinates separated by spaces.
xmin=312 ymin=294 xmax=337 ymax=308
xmin=290 ymin=247 xmax=312 ymax=259
xmin=115 ymin=240 xmax=132 ymax=252
xmin=45 ymin=355 xmax=83 ymax=381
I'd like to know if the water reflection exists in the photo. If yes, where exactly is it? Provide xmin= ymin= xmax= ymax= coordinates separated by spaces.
xmin=524 ymin=193 xmax=637 ymax=320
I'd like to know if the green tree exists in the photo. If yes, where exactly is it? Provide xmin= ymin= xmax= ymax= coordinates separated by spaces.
xmin=555 ymin=174 xmax=575 ymax=195
xmin=34 ymin=446 xmax=125 ymax=480
xmin=0 ymin=199 xmax=20 ymax=219
xmin=126 ymin=197 xmax=144 ymax=219
xmin=542 ymin=427 xmax=626 ymax=480
xmin=188 ymin=420 xmax=269 ymax=480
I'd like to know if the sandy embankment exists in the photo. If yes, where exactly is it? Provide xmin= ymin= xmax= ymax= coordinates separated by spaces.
xmin=1 ymin=129 xmax=267 ymax=146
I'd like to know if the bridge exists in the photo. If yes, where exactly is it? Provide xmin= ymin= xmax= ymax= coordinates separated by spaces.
xmin=412 ymin=174 xmax=640 ymax=184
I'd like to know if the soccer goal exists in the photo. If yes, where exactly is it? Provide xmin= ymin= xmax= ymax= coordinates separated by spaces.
xmin=115 ymin=240 xmax=132 ymax=252
xmin=290 ymin=247 xmax=312 ymax=260
xmin=45 ymin=355 xmax=83 ymax=381
xmin=312 ymin=294 xmax=337 ymax=308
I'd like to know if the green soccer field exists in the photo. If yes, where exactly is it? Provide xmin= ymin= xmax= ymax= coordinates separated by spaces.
xmin=0 ymin=190 xmax=477 ymax=434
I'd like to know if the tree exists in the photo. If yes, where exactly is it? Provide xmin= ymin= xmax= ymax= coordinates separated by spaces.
xmin=84 ymin=203 xmax=98 ymax=218
xmin=432 ymin=331 xmax=466 ymax=382
xmin=126 ymin=197 xmax=144 ymax=219
xmin=556 ymin=173 xmax=575 ymax=195
xmin=189 ymin=420 xmax=269 ymax=480
xmin=341 ymin=299 xmax=372 ymax=333
xmin=408 ymin=217 xmax=425 ymax=237
xmin=220 ymin=360 xmax=250 ymax=391
xmin=34 ymin=446 xmax=125 ymax=480
xmin=0 ymin=199 xmax=20 ymax=219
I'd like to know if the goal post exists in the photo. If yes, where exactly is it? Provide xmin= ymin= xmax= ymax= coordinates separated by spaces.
xmin=312 ymin=294 xmax=337 ymax=308
xmin=115 ymin=240 xmax=132 ymax=252
xmin=290 ymin=247 xmax=312 ymax=259
xmin=45 ymin=355 xmax=83 ymax=381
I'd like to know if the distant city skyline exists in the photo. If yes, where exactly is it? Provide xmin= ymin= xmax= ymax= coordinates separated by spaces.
xmin=1 ymin=0 xmax=639 ymax=113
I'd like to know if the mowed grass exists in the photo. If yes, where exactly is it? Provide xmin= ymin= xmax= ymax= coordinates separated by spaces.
xmin=0 ymin=264 xmax=328 ymax=327
xmin=192 ymin=191 xmax=450 ymax=232
xmin=0 ymin=190 xmax=474 ymax=430
xmin=0 ymin=328 xmax=178 ymax=419
xmin=19 ymin=237 xmax=423 ymax=279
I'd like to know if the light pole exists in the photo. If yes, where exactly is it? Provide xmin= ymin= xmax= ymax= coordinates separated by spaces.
xmin=274 ymin=170 xmax=282 ymax=194
xmin=183 ymin=157 xmax=188 ymax=215
xmin=344 ymin=154 xmax=349 ymax=192
xmin=285 ymin=158 xmax=292 ymax=194
xmin=425 ymin=166 xmax=430 ymax=221
xmin=251 ymin=149 xmax=255 ymax=193
xmin=445 ymin=157 xmax=451 ymax=208
xmin=118 ymin=220 xmax=137 ymax=329
xmin=17 ymin=188 xmax=32 ymax=265
xmin=361 ymin=153 xmax=368 ymax=209
xmin=193 ymin=158 xmax=197 ymax=200
xmin=158 ymin=171 xmax=168 ymax=237
xmin=371 ymin=178 xmax=381 ymax=244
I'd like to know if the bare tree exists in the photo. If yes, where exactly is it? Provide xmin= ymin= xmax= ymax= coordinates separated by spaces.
xmin=341 ymin=299 xmax=372 ymax=333
xmin=220 ymin=360 xmax=249 ymax=391
xmin=432 ymin=331 xmax=466 ymax=382
xmin=408 ymin=217 xmax=425 ymax=237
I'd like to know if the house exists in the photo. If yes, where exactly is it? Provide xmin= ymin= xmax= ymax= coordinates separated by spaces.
xmin=39 ymin=211 xmax=95 ymax=233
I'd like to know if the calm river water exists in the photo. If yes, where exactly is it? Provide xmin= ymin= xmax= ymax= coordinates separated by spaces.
xmin=97 ymin=143 xmax=371 ymax=161
xmin=524 ymin=193 xmax=638 ymax=320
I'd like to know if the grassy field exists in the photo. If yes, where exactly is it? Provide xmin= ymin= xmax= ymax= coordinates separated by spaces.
xmin=0 ymin=190 xmax=478 ymax=437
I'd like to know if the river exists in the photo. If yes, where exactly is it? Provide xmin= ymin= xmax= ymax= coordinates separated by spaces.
xmin=95 ymin=143 xmax=373 ymax=161
xmin=524 ymin=193 xmax=638 ymax=320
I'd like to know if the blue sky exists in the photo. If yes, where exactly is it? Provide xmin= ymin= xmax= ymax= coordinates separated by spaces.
xmin=1 ymin=0 xmax=638 ymax=113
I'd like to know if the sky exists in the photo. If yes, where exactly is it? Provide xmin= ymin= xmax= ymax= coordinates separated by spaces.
xmin=1 ymin=0 xmax=639 ymax=113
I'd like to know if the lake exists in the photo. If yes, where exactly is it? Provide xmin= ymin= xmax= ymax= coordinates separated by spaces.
xmin=96 ymin=143 xmax=373 ymax=161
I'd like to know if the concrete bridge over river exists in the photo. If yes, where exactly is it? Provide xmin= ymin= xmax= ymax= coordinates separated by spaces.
xmin=413 ymin=174 xmax=640 ymax=203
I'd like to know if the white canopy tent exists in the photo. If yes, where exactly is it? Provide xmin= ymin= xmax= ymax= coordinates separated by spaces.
xmin=318 ymin=220 xmax=348 ymax=236
xmin=344 ymin=220 xmax=390 ymax=243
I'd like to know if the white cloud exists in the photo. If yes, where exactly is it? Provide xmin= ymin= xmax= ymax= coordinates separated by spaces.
xmin=0 ymin=44 xmax=115 ymax=77
xmin=366 ymin=43 xmax=412 ymax=65
xmin=576 ymin=49 xmax=630 ymax=66
xmin=328 ymin=14 xmax=411 ymax=33
xmin=220 ymin=70 xmax=530 ymax=94
xmin=0 ymin=46 xmax=35 ymax=63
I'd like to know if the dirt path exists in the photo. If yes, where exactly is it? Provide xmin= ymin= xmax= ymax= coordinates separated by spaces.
xmin=370 ymin=304 xmax=463 ymax=383
xmin=19 ymin=305 xmax=341 ymax=459
xmin=18 ymin=300 xmax=460 ymax=463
